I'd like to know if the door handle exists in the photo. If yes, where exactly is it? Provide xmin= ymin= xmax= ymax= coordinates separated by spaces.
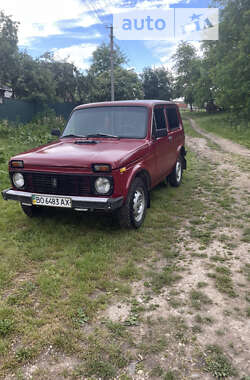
xmin=168 ymin=136 xmax=173 ymax=141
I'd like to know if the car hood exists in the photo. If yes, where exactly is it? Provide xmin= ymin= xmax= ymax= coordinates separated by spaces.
xmin=11 ymin=138 xmax=149 ymax=170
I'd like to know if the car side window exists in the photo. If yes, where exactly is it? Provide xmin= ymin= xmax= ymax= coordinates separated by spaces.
xmin=166 ymin=107 xmax=180 ymax=131
xmin=154 ymin=107 xmax=167 ymax=130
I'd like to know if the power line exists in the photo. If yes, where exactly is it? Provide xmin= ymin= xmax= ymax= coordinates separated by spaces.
xmin=84 ymin=0 xmax=104 ymax=26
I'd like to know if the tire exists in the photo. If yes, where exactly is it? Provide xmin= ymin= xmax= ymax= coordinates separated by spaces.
xmin=21 ymin=203 xmax=42 ymax=217
xmin=116 ymin=178 xmax=147 ymax=229
xmin=169 ymin=156 xmax=183 ymax=187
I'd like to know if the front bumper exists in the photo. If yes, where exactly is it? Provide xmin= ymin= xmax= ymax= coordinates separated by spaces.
xmin=1 ymin=189 xmax=124 ymax=211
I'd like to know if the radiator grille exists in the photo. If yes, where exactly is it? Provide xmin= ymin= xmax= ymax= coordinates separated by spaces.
xmin=23 ymin=172 xmax=91 ymax=196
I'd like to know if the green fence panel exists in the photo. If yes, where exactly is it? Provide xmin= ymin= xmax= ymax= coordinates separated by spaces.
xmin=0 ymin=99 xmax=36 ymax=123
xmin=0 ymin=99 xmax=81 ymax=124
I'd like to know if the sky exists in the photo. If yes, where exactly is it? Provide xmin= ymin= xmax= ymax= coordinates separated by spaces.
xmin=0 ymin=0 xmax=212 ymax=73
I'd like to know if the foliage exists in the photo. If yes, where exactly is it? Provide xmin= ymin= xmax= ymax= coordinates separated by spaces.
xmin=172 ymin=42 xmax=200 ymax=110
xmin=85 ymin=44 xmax=143 ymax=102
xmin=88 ymin=42 xmax=127 ymax=76
xmin=140 ymin=66 xmax=173 ymax=100
xmin=0 ymin=10 xmax=19 ymax=92
xmin=202 ymin=0 xmax=250 ymax=118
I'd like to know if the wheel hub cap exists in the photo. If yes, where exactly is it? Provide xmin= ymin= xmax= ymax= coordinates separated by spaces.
xmin=133 ymin=189 xmax=145 ymax=222
xmin=176 ymin=161 xmax=182 ymax=182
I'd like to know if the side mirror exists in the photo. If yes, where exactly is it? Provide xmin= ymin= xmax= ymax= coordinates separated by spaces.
xmin=51 ymin=129 xmax=61 ymax=137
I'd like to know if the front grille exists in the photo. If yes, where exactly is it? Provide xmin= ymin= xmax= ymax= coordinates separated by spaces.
xmin=23 ymin=172 xmax=91 ymax=196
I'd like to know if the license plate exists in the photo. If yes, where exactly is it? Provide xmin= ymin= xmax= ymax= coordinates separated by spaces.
xmin=32 ymin=194 xmax=72 ymax=208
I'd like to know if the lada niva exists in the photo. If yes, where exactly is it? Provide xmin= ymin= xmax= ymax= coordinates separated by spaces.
xmin=2 ymin=100 xmax=186 ymax=228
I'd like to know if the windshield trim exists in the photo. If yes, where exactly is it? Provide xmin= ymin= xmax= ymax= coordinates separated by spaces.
xmin=61 ymin=106 xmax=149 ymax=140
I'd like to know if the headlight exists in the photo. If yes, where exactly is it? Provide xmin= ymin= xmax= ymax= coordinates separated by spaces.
xmin=13 ymin=173 xmax=25 ymax=188
xmin=94 ymin=177 xmax=111 ymax=194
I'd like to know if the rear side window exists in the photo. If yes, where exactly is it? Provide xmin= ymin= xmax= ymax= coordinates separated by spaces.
xmin=154 ymin=107 xmax=166 ymax=130
xmin=166 ymin=107 xmax=180 ymax=131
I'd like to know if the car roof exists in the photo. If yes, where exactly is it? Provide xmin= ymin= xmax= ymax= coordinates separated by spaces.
xmin=74 ymin=100 xmax=176 ymax=110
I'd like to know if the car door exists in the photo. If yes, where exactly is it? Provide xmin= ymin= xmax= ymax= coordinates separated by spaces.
xmin=165 ymin=105 xmax=183 ymax=169
xmin=151 ymin=105 xmax=173 ymax=181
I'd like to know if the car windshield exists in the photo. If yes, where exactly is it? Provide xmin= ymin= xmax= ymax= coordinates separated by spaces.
xmin=62 ymin=106 xmax=148 ymax=139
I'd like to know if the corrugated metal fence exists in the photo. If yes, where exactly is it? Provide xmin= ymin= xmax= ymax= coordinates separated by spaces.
xmin=0 ymin=98 xmax=79 ymax=123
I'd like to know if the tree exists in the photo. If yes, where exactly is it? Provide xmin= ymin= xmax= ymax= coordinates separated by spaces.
xmin=15 ymin=52 xmax=56 ymax=104
xmin=0 ymin=10 xmax=19 ymax=94
xmin=40 ymin=52 xmax=78 ymax=102
xmin=202 ymin=0 xmax=250 ymax=118
xmin=141 ymin=67 xmax=173 ymax=100
xmin=82 ymin=44 xmax=142 ymax=102
xmin=172 ymin=42 xmax=200 ymax=110
xmin=88 ymin=43 xmax=127 ymax=76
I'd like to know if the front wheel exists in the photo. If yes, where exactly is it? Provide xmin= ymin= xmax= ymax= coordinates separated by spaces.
xmin=169 ymin=156 xmax=183 ymax=187
xmin=116 ymin=178 xmax=147 ymax=229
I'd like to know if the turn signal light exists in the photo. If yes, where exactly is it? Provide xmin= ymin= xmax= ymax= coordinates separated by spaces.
xmin=10 ymin=160 xmax=24 ymax=168
xmin=92 ymin=164 xmax=111 ymax=172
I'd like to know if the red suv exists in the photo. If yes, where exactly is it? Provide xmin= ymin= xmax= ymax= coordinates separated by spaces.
xmin=2 ymin=100 xmax=186 ymax=228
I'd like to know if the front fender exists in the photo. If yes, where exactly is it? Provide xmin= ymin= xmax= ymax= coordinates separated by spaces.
xmin=122 ymin=163 xmax=151 ymax=202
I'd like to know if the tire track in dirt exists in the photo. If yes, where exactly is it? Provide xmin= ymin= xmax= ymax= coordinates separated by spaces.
xmin=189 ymin=118 xmax=250 ymax=158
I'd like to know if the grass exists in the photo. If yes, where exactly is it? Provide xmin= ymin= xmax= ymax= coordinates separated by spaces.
xmin=0 ymin=116 xmax=248 ymax=378
xmin=190 ymin=289 xmax=213 ymax=310
xmin=182 ymin=110 xmax=250 ymax=149
xmin=207 ymin=266 xmax=237 ymax=298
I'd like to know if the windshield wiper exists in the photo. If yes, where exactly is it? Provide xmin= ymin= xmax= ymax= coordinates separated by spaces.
xmin=61 ymin=134 xmax=86 ymax=139
xmin=86 ymin=133 xmax=119 ymax=139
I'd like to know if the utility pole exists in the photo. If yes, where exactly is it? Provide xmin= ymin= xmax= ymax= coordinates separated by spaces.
xmin=105 ymin=24 xmax=115 ymax=101
xmin=109 ymin=24 xmax=115 ymax=101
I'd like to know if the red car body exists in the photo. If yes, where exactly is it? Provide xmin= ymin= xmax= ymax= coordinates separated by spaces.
xmin=2 ymin=100 xmax=186 ymax=228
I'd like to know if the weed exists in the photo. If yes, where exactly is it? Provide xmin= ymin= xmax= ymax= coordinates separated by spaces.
xmin=150 ymin=265 xmax=182 ymax=292
xmin=106 ymin=321 xmax=126 ymax=337
xmin=124 ymin=313 xmax=140 ymax=327
xmin=15 ymin=347 xmax=35 ymax=363
xmin=190 ymin=290 xmax=212 ymax=310
xmin=241 ymin=228 xmax=250 ymax=243
xmin=246 ymin=307 xmax=250 ymax=318
xmin=150 ymin=365 xmax=164 ymax=377
xmin=164 ymin=370 xmax=177 ymax=380
xmin=242 ymin=264 xmax=250 ymax=282
xmin=0 ymin=319 xmax=14 ymax=337
xmin=203 ymin=344 xmax=237 ymax=378
xmin=72 ymin=308 xmax=89 ymax=326
xmin=197 ymin=281 xmax=208 ymax=288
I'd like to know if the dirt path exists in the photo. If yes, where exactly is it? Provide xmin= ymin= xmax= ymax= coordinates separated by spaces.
xmin=99 ymin=121 xmax=250 ymax=379
xmin=190 ymin=118 xmax=250 ymax=158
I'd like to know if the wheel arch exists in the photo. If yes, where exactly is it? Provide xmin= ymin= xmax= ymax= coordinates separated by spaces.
xmin=126 ymin=167 xmax=151 ymax=208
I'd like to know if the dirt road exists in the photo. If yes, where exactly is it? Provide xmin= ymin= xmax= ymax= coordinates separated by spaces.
xmin=102 ymin=120 xmax=250 ymax=379
xmin=189 ymin=118 xmax=250 ymax=158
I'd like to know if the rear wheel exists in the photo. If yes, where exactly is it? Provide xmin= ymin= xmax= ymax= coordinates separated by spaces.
xmin=116 ymin=178 xmax=147 ymax=229
xmin=169 ymin=156 xmax=183 ymax=187
xmin=21 ymin=203 xmax=42 ymax=217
